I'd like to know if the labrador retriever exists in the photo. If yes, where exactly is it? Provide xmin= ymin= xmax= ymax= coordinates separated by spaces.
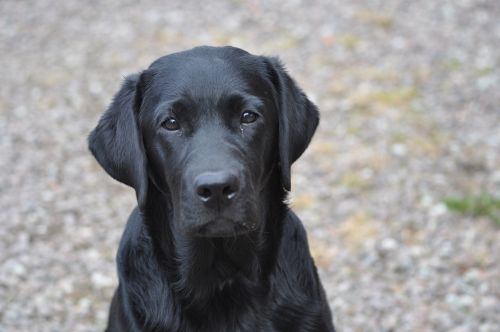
xmin=89 ymin=46 xmax=334 ymax=332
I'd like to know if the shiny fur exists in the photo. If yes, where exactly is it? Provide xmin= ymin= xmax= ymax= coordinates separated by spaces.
xmin=89 ymin=46 xmax=334 ymax=332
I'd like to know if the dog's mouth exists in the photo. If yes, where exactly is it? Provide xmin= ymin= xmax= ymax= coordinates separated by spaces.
xmin=193 ymin=218 xmax=257 ymax=238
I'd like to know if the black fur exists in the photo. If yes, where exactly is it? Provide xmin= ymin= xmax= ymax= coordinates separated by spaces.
xmin=89 ymin=46 xmax=334 ymax=332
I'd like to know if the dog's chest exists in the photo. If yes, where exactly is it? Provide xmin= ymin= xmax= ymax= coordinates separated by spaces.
xmin=172 ymin=284 xmax=274 ymax=332
xmin=178 ymin=305 xmax=276 ymax=332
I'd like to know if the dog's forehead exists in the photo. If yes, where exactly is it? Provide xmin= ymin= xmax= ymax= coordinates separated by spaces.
xmin=148 ymin=50 xmax=265 ymax=101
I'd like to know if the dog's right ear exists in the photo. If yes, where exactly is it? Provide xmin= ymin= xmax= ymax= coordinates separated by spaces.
xmin=88 ymin=73 xmax=149 ymax=209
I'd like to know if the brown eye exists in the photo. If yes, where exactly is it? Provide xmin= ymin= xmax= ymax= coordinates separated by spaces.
xmin=241 ymin=110 xmax=258 ymax=124
xmin=162 ymin=117 xmax=180 ymax=131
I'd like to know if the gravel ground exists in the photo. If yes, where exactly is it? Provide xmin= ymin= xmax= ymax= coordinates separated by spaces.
xmin=1 ymin=0 xmax=499 ymax=331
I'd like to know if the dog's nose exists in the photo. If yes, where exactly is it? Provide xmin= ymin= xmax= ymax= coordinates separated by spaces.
xmin=194 ymin=171 xmax=239 ymax=207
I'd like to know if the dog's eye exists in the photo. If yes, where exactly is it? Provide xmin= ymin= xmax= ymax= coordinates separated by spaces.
xmin=241 ymin=111 xmax=258 ymax=124
xmin=161 ymin=117 xmax=180 ymax=131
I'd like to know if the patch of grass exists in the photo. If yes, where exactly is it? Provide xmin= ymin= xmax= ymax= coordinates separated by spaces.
xmin=340 ymin=171 xmax=373 ymax=190
xmin=336 ymin=34 xmax=361 ymax=50
xmin=354 ymin=10 xmax=394 ymax=29
xmin=444 ymin=58 xmax=463 ymax=71
xmin=370 ymin=88 xmax=418 ymax=106
xmin=351 ymin=87 xmax=418 ymax=110
xmin=265 ymin=35 xmax=303 ymax=50
xmin=444 ymin=193 xmax=500 ymax=225
xmin=390 ymin=131 xmax=408 ymax=143
xmin=341 ymin=172 xmax=365 ymax=189
xmin=477 ymin=66 xmax=495 ymax=76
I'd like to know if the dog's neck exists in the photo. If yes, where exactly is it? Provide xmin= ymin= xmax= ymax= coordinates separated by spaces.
xmin=141 ymin=171 xmax=287 ymax=311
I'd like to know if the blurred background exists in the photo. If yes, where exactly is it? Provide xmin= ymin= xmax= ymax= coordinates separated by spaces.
xmin=1 ymin=0 xmax=499 ymax=331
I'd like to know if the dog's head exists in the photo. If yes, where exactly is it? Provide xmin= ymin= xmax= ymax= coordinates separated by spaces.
xmin=89 ymin=46 xmax=318 ymax=238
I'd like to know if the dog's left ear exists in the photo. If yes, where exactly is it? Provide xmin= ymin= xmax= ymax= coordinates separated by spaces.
xmin=263 ymin=57 xmax=319 ymax=191
xmin=88 ymin=72 xmax=149 ymax=209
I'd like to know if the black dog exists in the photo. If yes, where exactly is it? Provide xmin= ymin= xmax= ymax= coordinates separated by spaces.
xmin=89 ymin=46 xmax=334 ymax=332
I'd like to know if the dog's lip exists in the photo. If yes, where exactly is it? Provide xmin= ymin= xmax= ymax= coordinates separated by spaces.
xmin=192 ymin=218 xmax=255 ymax=238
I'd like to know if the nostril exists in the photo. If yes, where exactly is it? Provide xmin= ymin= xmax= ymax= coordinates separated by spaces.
xmin=222 ymin=185 xmax=237 ymax=200
xmin=194 ymin=171 xmax=240 ymax=205
xmin=197 ymin=186 xmax=212 ymax=200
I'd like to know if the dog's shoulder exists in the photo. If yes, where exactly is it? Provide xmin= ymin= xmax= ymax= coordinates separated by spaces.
xmin=280 ymin=209 xmax=312 ymax=256
xmin=116 ymin=208 xmax=145 ymax=259
xmin=272 ymin=209 xmax=317 ymax=287
xmin=269 ymin=209 xmax=334 ymax=331
xmin=114 ymin=208 xmax=180 ymax=330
